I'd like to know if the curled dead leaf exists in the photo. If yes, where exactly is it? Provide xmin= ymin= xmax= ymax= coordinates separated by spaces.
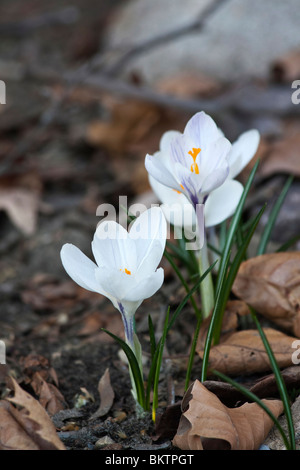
xmin=197 ymin=328 xmax=297 ymax=376
xmin=232 ymin=252 xmax=300 ymax=337
xmin=89 ymin=368 xmax=115 ymax=420
xmin=0 ymin=377 xmax=65 ymax=450
xmin=172 ymin=380 xmax=283 ymax=450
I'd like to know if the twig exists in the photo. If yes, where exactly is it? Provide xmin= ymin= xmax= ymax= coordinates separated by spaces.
xmin=28 ymin=63 xmax=299 ymax=116
xmin=0 ymin=6 xmax=80 ymax=36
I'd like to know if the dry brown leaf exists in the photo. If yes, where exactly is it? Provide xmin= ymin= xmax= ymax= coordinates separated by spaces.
xmin=197 ymin=328 xmax=297 ymax=376
xmin=197 ymin=300 xmax=250 ymax=350
xmin=89 ymin=368 xmax=115 ymax=420
xmin=172 ymin=380 xmax=283 ymax=450
xmin=155 ymin=72 xmax=220 ymax=98
xmin=250 ymin=365 xmax=300 ymax=398
xmin=260 ymin=133 xmax=300 ymax=178
xmin=0 ymin=173 xmax=42 ymax=235
xmin=232 ymin=252 xmax=300 ymax=337
xmin=0 ymin=377 xmax=65 ymax=450
xmin=85 ymin=99 xmax=160 ymax=153
xmin=30 ymin=372 xmax=66 ymax=416
xmin=19 ymin=353 xmax=65 ymax=416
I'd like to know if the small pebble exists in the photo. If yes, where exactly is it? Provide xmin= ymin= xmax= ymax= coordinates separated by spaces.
xmin=95 ymin=436 xmax=116 ymax=449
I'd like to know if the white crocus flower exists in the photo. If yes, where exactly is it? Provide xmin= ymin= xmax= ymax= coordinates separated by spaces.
xmin=60 ymin=207 xmax=167 ymax=351
xmin=145 ymin=111 xmax=233 ymax=249
xmin=146 ymin=114 xmax=260 ymax=242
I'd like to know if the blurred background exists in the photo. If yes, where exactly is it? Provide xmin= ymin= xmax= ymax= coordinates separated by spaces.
xmin=0 ymin=0 xmax=300 ymax=421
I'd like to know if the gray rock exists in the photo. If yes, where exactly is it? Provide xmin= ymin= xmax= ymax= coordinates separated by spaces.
xmin=105 ymin=0 xmax=300 ymax=83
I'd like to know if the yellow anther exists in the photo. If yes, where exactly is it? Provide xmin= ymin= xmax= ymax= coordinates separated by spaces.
xmin=172 ymin=184 xmax=185 ymax=194
xmin=120 ymin=268 xmax=131 ymax=275
xmin=188 ymin=147 xmax=201 ymax=174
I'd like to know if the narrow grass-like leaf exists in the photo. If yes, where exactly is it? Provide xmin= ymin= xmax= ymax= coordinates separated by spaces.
xmin=250 ymin=309 xmax=296 ymax=450
xmin=257 ymin=175 xmax=293 ymax=256
xmin=213 ymin=204 xmax=266 ymax=343
xmin=207 ymin=242 xmax=223 ymax=257
xmin=201 ymin=204 xmax=265 ymax=381
xmin=212 ymin=370 xmax=291 ymax=450
xmin=101 ymin=328 xmax=145 ymax=409
xmin=167 ymin=260 xmax=217 ymax=333
xmin=201 ymin=251 xmax=231 ymax=383
xmin=151 ymin=307 xmax=170 ymax=422
xmin=145 ymin=260 xmax=217 ymax=410
xmin=184 ymin=313 xmax=202 ymax=391
xmin=164 ymin=248 xmax=201 ymax=319
xmin=276 ymin=234 xmax=300 ymax=253
xmin=216 ymin=160 xmax=260 ymax=294
xmin=148 ymin=315 xmax=156 ymax=360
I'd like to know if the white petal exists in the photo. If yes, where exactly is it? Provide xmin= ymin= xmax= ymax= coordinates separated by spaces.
xmin=129 ymin=207 xmax=167 ymax=277
xmin=199 ymin=137 xmax=231 ymax=177
xmin=228 ymin=129 xmax=260 ymax=179
xmin=184 ymin=111 xmax=221 ymax=148
xmin=129 ymin=206 xmax=166 ymax=250
xmin=95 ymin=267 xmax=136 ymax=301
xmin=160 ymin=130 xmax=182 ymax=152
xmin=60 ymin=244 xmax=102 ymax=293
xmin=125 ymin=268 xmax=164 ymax=302
xmin=205 ymin=179 xmax=244 ymax=227
xmin=145 ymin=153 xmax=183 ymax=193
xmin=92 ymin=221 xmax=137 ymax=272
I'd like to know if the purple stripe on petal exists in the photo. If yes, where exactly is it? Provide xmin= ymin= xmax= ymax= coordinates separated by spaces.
xmin=118 ymin=302 xmax=134 ymax=348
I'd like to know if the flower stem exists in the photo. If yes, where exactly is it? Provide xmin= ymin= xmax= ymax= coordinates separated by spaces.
xmin=195 ymin=204 xmax=215 ymax=318
xmin=198 ymin=237 xmax=215 ymax=318
xmin=119 ymin=303 xmax=144 ymax=405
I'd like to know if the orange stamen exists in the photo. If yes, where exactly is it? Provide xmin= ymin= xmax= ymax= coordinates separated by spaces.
xmin=120 ymin=268 xmax=131 ymax=275
xmin=188 ymin=147 xmax=201 ymax=174
xmin=173 ymin=184 xmax=185 ymax=194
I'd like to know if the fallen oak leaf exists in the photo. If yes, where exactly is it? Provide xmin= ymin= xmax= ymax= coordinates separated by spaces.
xmin=0 ymin=377 xmax=65 ymax=450
xmin=172 ymin=380 xmax=283 ymax=450
xmin=197 ymin=328 xmax=297 ymax=376
xmin=232 ymin=252 xmax=300 ymax=337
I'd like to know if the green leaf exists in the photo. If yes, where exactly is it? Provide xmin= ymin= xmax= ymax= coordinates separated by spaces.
xmin=276 ymin=234 xmax=300 ymax=253
xmin=257 ymin=175 xmax=293 ymax=256
xmin=201 ymin=204 xmax=266 ymax=382
xmin=145 ymin=260 xmax=217 ymax=411
xmin=101 ymin=328 xmax=145 ymax=409
xmin=148 ymin=315 xmax=156 ymax=360
xmin=213 ymin=204 xmax=266 ymax=344
xmin=151 ymin=307 xmax=170 ymax=422
xmin=216 ymin=160 xmax=260 ymax=295
xmin=164 ymin=248 xmax=201 ymax=319
xmin=201 ymin=250 xmax=231 ymax=383
xmin=250 ymin=310 xmax=296 ymax=450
